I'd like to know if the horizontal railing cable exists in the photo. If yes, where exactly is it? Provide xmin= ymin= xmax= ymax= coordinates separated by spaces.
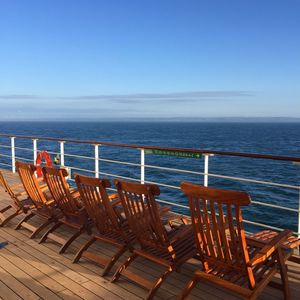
xmin=14 ymin=146 xmax=34 ymax=152
xmin=0 ymin=145 xmax=12 ymax=149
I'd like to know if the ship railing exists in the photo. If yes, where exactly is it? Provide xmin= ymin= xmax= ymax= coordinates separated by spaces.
xmin=0 ymin=133 xmax=299 ymax=237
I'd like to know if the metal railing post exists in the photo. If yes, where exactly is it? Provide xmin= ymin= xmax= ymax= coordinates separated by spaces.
xmin=203 ymin=154 xmax=209 ymax=187
xmin=141 ymin=148 xmax=145 ymax=184
xmin=11 ymin=137 xmax=16 ymax=173
xmin=33 ymin=139 xmax=38 ymax=163
xmin=59 ymin=141 xmax=65 ymax=167
xmin=94 ymin=144 xmax=99 ymax=178
xmin=59 ymin=141 xmax=70 ymax=178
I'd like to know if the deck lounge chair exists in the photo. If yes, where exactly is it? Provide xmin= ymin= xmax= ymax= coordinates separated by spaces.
xmin=112 ymin=180 xmax=195 ymax=300
xmin=180 ymin=182 xmax=292 ymax=300
xmin=15 ymin=161 xmax=61 ymax=238
xmin=0 ymin=170 xmax=33 ymax=227
xmin=73 ymin=174 xmax=135 ymax=276
xmin=39 ymin=166 xmax=92 ymax=254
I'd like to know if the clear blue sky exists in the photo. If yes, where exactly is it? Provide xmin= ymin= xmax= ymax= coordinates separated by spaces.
xmin=0 ymin=0 xmax=299 ymax=120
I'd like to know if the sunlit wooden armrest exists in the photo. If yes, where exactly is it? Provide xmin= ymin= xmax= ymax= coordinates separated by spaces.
xmin=45 ymin=199 xmax=55 ymax=206
xmin=247 ymin=229 xmax=292 ymax=267
xmin=40 ymin=185 xmax=48 ymax=191
xmin=108 ymin=193 xmax=119 ymax=200
xmin=71 ymin=190 xmax=80 ymax=199
xmin=111 ymin=198 xmax=121 ymax=207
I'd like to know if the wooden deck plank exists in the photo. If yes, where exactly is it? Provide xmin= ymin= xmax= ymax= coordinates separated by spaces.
xmin=0 ymin=264 xmax=41 ymax=300
xmin=56 ymin=288 xmax=83 ymax=300
xmin=0 ymin=279 xmax=23 ymax=300
xmin=1 ymin=246 xmax=67 ymax=293
xmin=0 ymin=226 xmax=142 ymax=300
xmin=0 ymin=252 xmax=62 ymax=300
xmin=0 ymin=228 xmax=116 ymax=300
xmin=0 ymin=240 xmax=107 ymax=300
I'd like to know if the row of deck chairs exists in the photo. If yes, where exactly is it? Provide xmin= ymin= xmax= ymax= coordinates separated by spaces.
xmin=0 ymin=161 xmax=299 ymax=300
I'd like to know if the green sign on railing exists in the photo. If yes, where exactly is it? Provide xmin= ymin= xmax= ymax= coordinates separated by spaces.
xmin=144 ymin=149 xmax=202 ymax=159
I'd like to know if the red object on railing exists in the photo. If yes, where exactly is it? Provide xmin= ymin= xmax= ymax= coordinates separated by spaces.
xmin=35 ymin=151 xmax=53 ymax=177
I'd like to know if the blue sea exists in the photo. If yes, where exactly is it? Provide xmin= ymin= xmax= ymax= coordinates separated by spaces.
xmin=0 ymin=122 xmax=300 ymax=233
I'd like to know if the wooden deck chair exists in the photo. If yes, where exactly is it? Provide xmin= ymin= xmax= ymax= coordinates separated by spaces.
xmin=0 ymin=170 xmax=34 ymax=227
xmin=73 ymin=174 xmax=135 ymax=276
xmin=39 ymin=167 xmax=92 ymax=254
xmin=15 ymin=161 xmax=61 ymax=238
xmin=112 ymin=180 xmax=195 ymax=300
xmin=180 ymin=182 xmax=292 ymax=300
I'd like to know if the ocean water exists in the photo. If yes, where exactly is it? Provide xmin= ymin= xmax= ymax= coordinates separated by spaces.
xmin=0 ymin=121 xmax=299 ymax=233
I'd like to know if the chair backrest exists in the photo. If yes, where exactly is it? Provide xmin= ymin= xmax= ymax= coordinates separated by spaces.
xmin=115 ymin=180 xmax=168 ymax=248
xmin=42 ymin=166 xmax=78 ymax=215
xmin=16 ymin=161 xmax=48 ymax=208
xmin=181 ymin=182 xmax=255 ymax=286
xmin=0 ymin=171 xmax=22 ymax=209
xmin=75 ymin=174 xmax=121 ymax=235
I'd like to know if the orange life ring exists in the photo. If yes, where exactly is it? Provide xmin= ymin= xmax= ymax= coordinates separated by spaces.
xmin=35 ymin=151 xmax=53 ymax=177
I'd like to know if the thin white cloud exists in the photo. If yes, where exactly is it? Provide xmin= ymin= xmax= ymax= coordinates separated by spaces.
xmin=0 ymin=90 xmax=254 ymax=102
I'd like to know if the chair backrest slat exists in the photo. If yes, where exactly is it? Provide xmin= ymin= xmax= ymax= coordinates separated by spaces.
xmin=75 ymin=174 xmax=120 ymax=234
xmin=181 ymin=182 xmax=254 ymax=284
xmin=42 ymin=167 xmax=78 ymax=214
xmin=218 ymin=202 xmax=232 ymax=262
xmin=210 ymin=199 xmax=224 ymax=260
xmin=115 ymin=180 xmax=168 ymax=248
xmin=16 ymin=161 xmax=47 ymax=208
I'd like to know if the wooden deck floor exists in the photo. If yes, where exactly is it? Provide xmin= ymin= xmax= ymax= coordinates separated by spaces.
xmin=0 ymin=169 xmax=299 ymax=300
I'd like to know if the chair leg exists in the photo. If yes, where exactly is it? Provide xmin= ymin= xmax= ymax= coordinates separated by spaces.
xmin=180 ymin=273 xmax=199 ymax=300
xmin=73 ymin=236 xmax=97 ymax=263
xmin=15 ymin=212 xmax=35 ymax=230
xmin=0 ymin=211 xmax=20 ymax=227
xmin=146 ymin=267 xmax=173 ymax=300
xmin=30 ymin=218 xmax=54 ymax=239
xmin=111 ymin=253 xmax=138 ymax=282
xmin=102 ymin=245 xmax=127 ymax=277
xmin=59 ymin=228 xmax=84 ymax=254
xmin=277 ymin=248 xmax=290 ymax=300
xmin=39 ymin=221 xmax=63 ymax=244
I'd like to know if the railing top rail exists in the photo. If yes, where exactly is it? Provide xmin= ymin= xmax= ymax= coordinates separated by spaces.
xmin=1 ymin=133 xmax=300 ymax=162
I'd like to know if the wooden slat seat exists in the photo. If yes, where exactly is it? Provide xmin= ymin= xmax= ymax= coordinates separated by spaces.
xmin=73 ymin=174 xmax=135 ymax=276
xmin=39 ymin=166 xmax=93 ymax=254
xmin=179 ymin=182 xmax=293 ymax=300
xmin=112 ymin=180 xmax=195 ymax=300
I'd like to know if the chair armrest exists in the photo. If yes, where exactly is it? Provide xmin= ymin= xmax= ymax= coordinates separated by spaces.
xmin=247 ymin=229 xmax=292 ymax=267
xmin=70 ymin=190 xmax=80 ymax=199
xmin=108 ymin=193 xmax=119 ymax=200
xmin=45 ymin=199 xmax=55 ymax=206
